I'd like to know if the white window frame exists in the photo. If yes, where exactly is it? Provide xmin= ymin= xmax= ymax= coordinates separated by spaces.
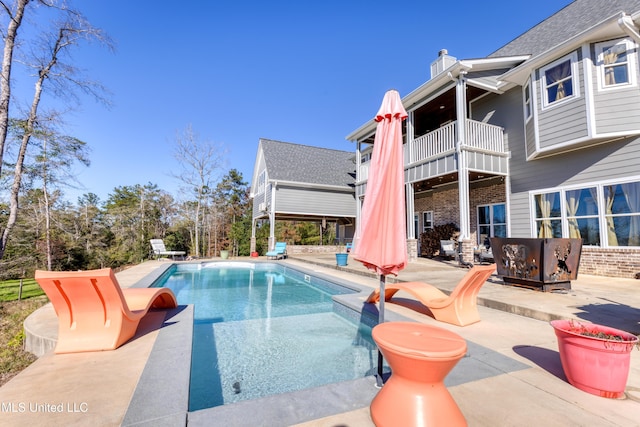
xmin=595 ymin=38 xmax=636 ymax=91
xmin=422 ymin=211 xmax=433 ymax=233
xmin=540 ymin=52 xmax=580 ymax=110
xmin=257 ymin=170 xmax=266 ymax=195
xmin=523 ymin=79 xmax=532 ymax=122
xmin=530 ymin=177 xmax=640 ymax=248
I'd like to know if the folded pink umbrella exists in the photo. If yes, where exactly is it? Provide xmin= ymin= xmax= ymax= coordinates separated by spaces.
xmin=353 ymin=89 xmax=407 ymax=277
xmin=352 ymin=90 xmax=408 ymax=386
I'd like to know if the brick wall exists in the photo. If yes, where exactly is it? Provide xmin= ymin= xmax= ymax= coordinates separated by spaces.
xmin=579 ymin=247 xmax=640 ymax=279
xmin=413 ymin=179 xmax=506 ymax=263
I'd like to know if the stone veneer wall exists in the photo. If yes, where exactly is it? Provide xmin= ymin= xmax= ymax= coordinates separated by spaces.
xmin=286 ymin=245 xmax=347 ymax=254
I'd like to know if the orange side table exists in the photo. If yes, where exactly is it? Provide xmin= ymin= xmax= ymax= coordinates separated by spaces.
xmin=370 ymin=321 xmax=468 ymax=427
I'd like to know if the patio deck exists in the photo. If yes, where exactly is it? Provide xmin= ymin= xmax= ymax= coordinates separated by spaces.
xmin=1 ymin=256 xmax=639 ymax=426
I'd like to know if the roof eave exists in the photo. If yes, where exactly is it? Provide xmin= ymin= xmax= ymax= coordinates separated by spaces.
xmin=346 ymin=56 xmax=528 ymax=142
xmin=501 ymin=12 xmax=634 ymax=85
xmin=269 ymin=179 xmax=354 ymax=192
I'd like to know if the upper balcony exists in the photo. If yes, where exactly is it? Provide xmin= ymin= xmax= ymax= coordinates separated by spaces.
xmin=358 ymin=118 xmax=507 ymax=183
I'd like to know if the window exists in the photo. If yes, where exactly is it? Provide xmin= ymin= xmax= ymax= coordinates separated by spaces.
xmin=604 ymin=182 xmax=640 ymax=246
xmin=257 ymin=171 xmax=266 ymax=195
xmin=565 ymin=187 xmax=599 ymax=245
xmin=596 ymin=39 xmax=634 ymax=89
xmin=422 ymin=211 xmax=433 ymax=232
xmin=523 ymin=80 xmax=532 ymax=121
xmin=477 ymin=204 xmax=506 ymax=247
xmin=534 ymin=192 xmax=562 ymax=237
xmin=532 ymin=180 xmax=640 ymax=247
xmin=541 ymin=53 xmax=578 ymax=108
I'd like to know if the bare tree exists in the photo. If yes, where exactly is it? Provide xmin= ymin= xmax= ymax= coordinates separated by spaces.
xmin=172 ymin=124 xmax=225 ymax=258
xmin=0 ymin=3 xmax=112 ymax=259
xmin=35 ymin=130 xmax=89 ymax=270
xmin=0 ymin=0 xmax=30 ymax=179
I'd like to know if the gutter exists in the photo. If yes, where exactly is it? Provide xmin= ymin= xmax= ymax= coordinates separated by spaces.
xmin=268 ymin=179 xmax=354 ymax=192
xmin=619 ymin=13 xmax=640 ymax=44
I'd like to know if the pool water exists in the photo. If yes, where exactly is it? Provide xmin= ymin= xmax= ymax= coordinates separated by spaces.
xmin=152 ymin=262 xmax=381 ymax=411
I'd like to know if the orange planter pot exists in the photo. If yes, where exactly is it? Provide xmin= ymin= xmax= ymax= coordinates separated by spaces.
xmin=550 ymin=319 xmax=638 ymax=398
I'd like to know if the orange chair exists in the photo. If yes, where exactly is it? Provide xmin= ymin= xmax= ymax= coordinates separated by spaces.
xmin=366 ymin=264 xmax=495 ymax=326
xmin=35 ymin=268 xmax=177 ymax=354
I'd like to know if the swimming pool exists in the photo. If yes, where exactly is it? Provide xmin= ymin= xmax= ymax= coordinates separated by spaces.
xmin=152 ymin=262 xmax=383 ymax=411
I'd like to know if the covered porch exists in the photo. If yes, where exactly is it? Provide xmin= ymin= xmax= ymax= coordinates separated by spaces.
xmin=352 ymin=75 xmax=510 ymax=265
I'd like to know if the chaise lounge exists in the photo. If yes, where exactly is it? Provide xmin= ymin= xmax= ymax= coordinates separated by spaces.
xmin=266 ymin=242 xmax=287 ymax=260
xmin=35 ymin=268 xmax=177 ymax=353
xmin=366 ymin=264 xmax=496 ymax=326
xmin=150 ymin=239 xmax=186 ymax=260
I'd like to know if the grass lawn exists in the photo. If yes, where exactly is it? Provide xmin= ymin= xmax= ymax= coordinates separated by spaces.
xmin=0 ymin=279 xmax=48 ymax=386
xmin=0 ymin=278 xmax=45 ymax=302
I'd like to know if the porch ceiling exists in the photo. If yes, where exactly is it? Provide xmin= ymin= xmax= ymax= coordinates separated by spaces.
xmin=358 ymin=86 xmax=487 ymax=146
xmin=412 ymin=86 xmax=487 ymax=136
xmin=255 ymin=213 xmax=355 ymax=225
xmin=413 ymin=171 xmax=502 ymax=192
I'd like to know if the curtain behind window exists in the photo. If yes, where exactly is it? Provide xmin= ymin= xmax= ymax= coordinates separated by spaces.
xmin=536 ymin=193 xmax=556 ymax=237
xmin=605 ymin=185 xmax=619 ymax=246
xmin=566 ymin=190 xmax=580 ymax=238
xmin=546 ymin=60 xmax=571 ymax=102
xmin=621 ymin=182 xmax=640 ymax=246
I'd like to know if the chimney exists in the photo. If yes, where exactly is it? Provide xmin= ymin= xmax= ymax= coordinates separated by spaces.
xmin=430 ymin=49 xmax=456 ymax=79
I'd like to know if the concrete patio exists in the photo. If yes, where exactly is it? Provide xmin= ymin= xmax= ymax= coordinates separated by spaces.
xmin=0 ymin=255 xmax=638 ymax=426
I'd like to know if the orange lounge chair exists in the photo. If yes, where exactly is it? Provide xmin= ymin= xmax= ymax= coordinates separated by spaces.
xmin=35 ymin=268 xmax=178 ymax=354
xmin=366 ymin=264 xmax=496 ymax=326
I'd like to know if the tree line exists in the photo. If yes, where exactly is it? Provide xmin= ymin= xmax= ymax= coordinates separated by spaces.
xmin=0 ymin=1 xmax=334 ymax=279
xmin=0 ymin=169 xmax=254 ymax=279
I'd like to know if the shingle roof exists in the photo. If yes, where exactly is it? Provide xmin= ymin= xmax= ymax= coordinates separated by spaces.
xmin=260 ymin=139 xmax=355 ymax=188
xmin=489 ymin=0 xmax=640 ymax=58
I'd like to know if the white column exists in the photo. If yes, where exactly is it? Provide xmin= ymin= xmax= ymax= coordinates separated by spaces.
xmin=406 ymin=110 xmax=414 ymax=163
xmin=406 ymin=182 xmax=415 ymax=239
xmin=269 ymin=184 xmax=276 ymax=250
xmin=355 ymin=141 xmax=363 ymax=242
xmin=456 ymin=73 xmax=471 ymax=240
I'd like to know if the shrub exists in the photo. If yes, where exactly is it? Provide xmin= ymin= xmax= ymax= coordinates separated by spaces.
xmin=419 ymin=223 xmax=459 ymax=258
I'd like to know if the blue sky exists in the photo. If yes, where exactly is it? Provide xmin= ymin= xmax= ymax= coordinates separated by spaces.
xmin=14 ymin=0 xmax=573 ymax=204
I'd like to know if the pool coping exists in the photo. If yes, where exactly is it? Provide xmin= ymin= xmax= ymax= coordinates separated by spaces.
xmin=122 ymin=260 xmax=404 ymax=426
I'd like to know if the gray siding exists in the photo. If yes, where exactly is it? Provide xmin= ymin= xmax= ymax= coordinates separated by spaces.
xmin=525 ymin=117 xmax=536 ymax=158
xmin=466 ymin=151 xmax=508 ymax=175
xmin=501 ymin=78 xmax=640 ymax=237
xmin=536 ymin=51 xmax=589 ymax=150
xmin=405 ymin=154 xmax=457 ymax=184
xmin=470 ymin=91 xmax=516 ymax=138
xmin=252 ymin=192 xmax=266 ymax=218
xmin=275 ymin=186 xmax=356 ymax=217
xmin=591 ymin=40 xmax=640 ymax=134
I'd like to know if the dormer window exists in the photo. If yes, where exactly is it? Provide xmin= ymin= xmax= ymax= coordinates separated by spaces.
xmin=540 ymin=52 xmax=579 ymax=108
xmin=596 ymin=38 xmax=635 ymax=89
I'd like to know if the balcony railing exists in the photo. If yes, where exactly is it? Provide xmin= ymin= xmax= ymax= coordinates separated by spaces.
xmin=358 ymin=119 xmax=505 ymax=182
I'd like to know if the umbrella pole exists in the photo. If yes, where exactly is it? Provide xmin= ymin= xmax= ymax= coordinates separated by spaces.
xmin=376 ymin=274 xmax=386 ymax=387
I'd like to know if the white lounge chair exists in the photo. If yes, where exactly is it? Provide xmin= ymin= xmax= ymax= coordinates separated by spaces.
xmin=150 ymin=239 xmax=186 ymax=260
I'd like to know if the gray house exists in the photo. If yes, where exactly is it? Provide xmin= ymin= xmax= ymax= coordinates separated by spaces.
xmin=347 ymin=0 xmax=640 ymax=278
xmin=249 ymin=139 xmax=356 ymax=252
